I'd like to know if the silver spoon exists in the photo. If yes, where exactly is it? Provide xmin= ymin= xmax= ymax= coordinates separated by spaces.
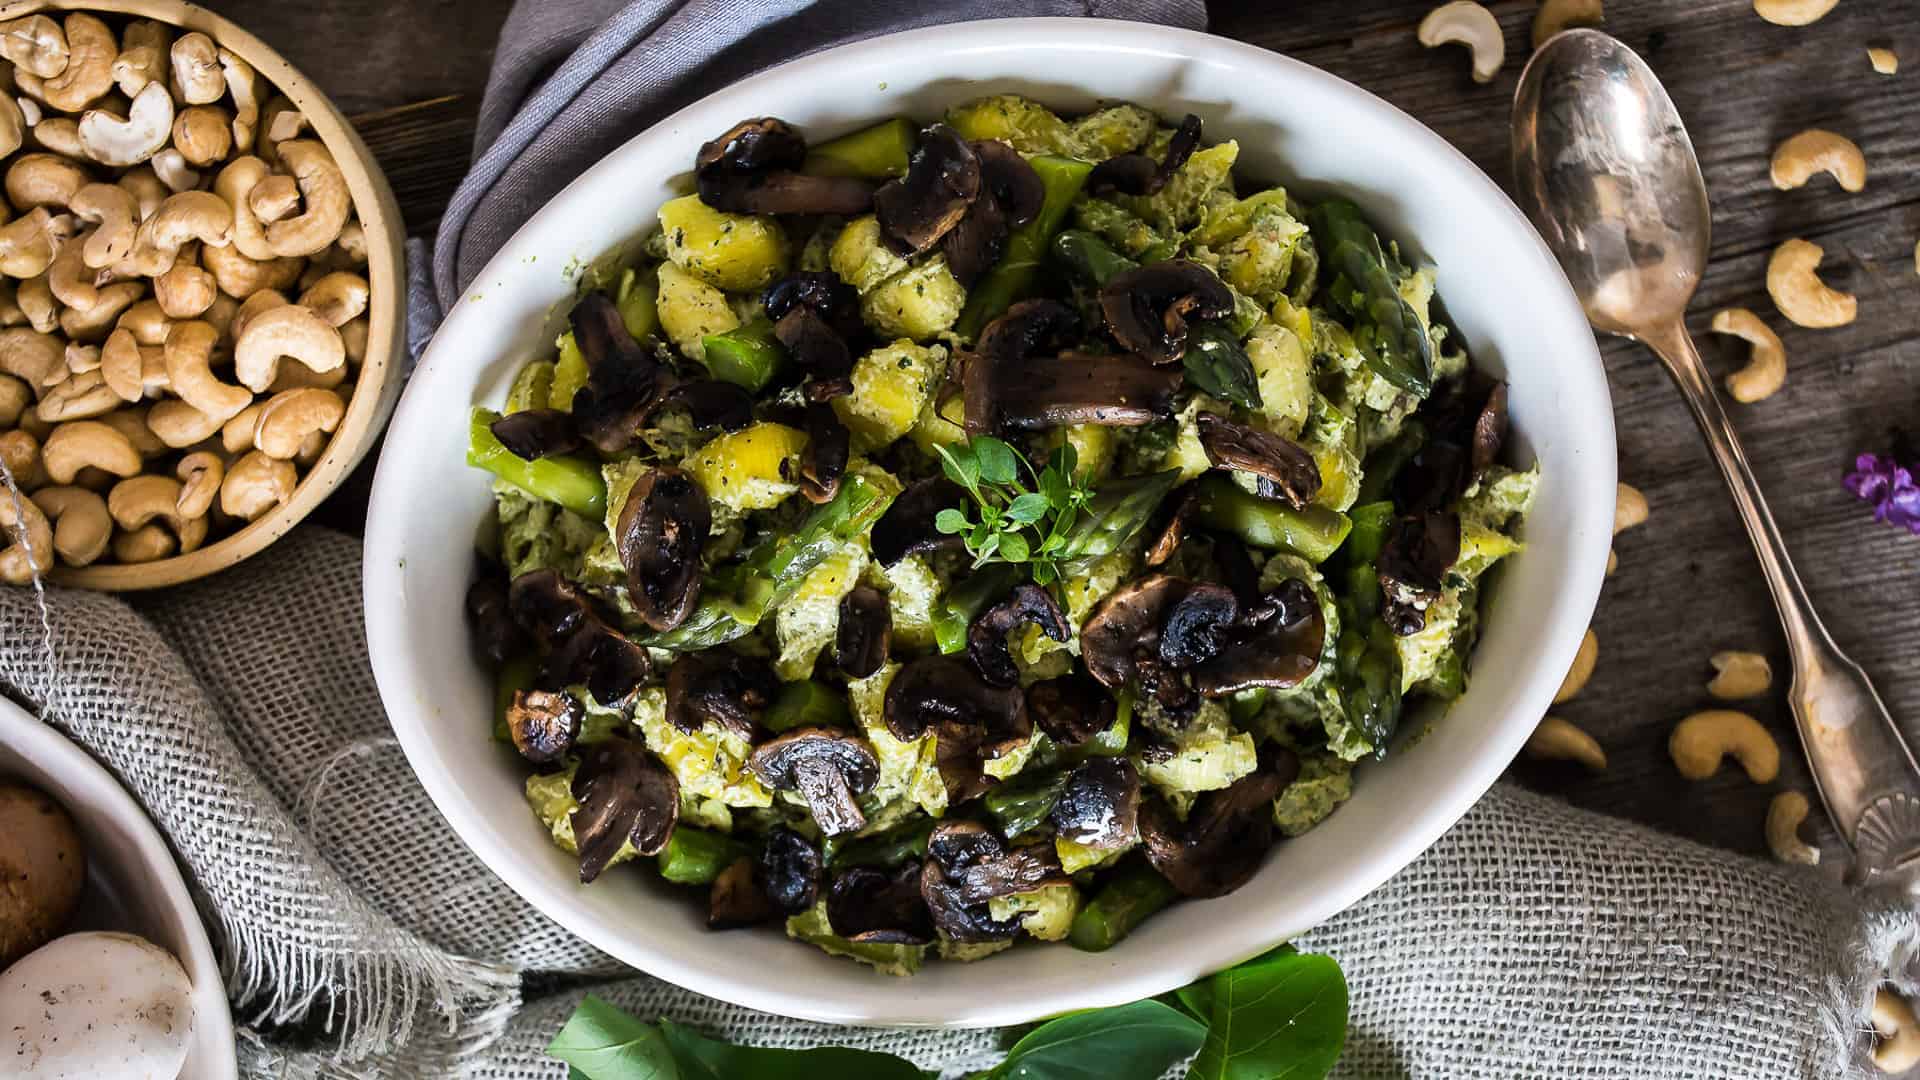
xmin=1513 ymin=29 xmax=1920 ymax=885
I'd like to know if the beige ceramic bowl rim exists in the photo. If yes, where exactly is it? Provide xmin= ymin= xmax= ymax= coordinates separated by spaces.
xmin=2 ymin=0 xmax=408 ymax=591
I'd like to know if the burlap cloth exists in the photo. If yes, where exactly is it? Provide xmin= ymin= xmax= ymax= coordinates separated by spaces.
xmin=2 ymin=1 xmax=1915 ymax=1076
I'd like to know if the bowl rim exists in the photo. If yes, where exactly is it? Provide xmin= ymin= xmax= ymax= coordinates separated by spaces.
xmin=5 ymin=0 xmax=410 ymax=592
xmin=368 ymin=15 xmax=1613 ymax=1026
xmin=0 ymin=694 xmax=237 ymax=1079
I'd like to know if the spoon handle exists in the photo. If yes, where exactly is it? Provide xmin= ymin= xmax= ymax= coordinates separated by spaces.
xmin=1646 ymin=322 xmax=1920 ymax=885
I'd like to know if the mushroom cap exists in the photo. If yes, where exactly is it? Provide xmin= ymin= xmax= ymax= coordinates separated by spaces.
xmin=1397 ymin=374 xmax=1508 ymax=513
xmin=508 ymin=568 xmax=595 ymax=646
xmin=697 ymin=118 xmax=807 ymax=177
xmin=1026 ymin=672 xmax=1118 ymax=747
xmin=828 ymin=862 xmax=933 ymax=945
xmin=648 ymin=379 xmax=754 ymax=433
xmin=489 ymin=407 xmax=583 ymax=461
xmin=748 ymin=726 xmax=881 ymax=837
xmin=505 ymin=689 xmax=583 ymax=764
xmin=765 ymin=270 xmax=864 ymax=342
xmin=757 ymin=825 xmax=822 ymax=916
xmin=767 ymin=270 xmax=863 ymax=396
xmin=569 ymin=738 xmax=679 ymax=883
xmin=874 ymin=123 xmax=980 ymax=257
xmin=941 ymin=140 xmax=1044 ymax=288
xmin=1376 ymin=510 xmax=1462 ymax=636
xmin=882 ymin=655 xmax=1028 ymax=744
xmin=1157 ymin=582 xmax=1239 ymax=669
xmin=993 ymin=350 xmax=1184 ymax=432
xmin=835 ymin=584 xmax=892 ymax=680
xmin=1140 ymin=762 xmax=1288 ymax=898
xmin=920 ymin=821 xmax=1068 ymax=942
xmin=1050 ymin=756 xmax=1142 ymax=849
xmin=708 ymin=856 xmax=776 ymax=930
xmin=695 ymin=118 xmax=875 ymax=216
xmin=796 ymin=400 xmax=849 ymax=503
xmin=666 ymin=649 xmax=776 ymax=741
xmin=1098 ymin=260 xmax=1234 ymax=366
xmin=1080 ymin=573 xmax=1188 ymax=692
xmin=464 ymin=558 xmax=527 ymax=666
xmin=1087 ymin=113 xmax=1203 ymax=197
xmin=962 ymin=298 xmax=1081 ymax=436
xmin=1192 ymin=577 xmax=1327 ymax=697
xmin=967 ymin=581 xmax=1071 ymax=688
xmin=616 ymin=467 xmax=711 ymax=634
xmin=567 ymin=291 xmax=667 ymax=453
xmin=869 ymin=476 xmax=966 ymax=566
xmin=1195 ymin=411 xmax=1321 ymax=509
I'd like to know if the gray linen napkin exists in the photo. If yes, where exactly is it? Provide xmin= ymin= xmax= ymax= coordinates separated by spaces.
xmin=2 ymin=0 xmax=1913 ymax=1077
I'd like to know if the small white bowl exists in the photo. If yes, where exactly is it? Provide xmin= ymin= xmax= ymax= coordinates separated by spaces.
xmin=0 ymin=696 xmax=236 ymax=1079
xmin=366 ymin=18 xmax=1613 ymax=1026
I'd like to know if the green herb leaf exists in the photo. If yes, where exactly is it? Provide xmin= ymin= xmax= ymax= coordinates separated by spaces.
xmin=988 ymin=999 xmax=1207 ymax=1080
xmin=936 ymin=442 xmax=981 ymax=491
xmin=547 ymin=996 xmax=680 ymax=1080
xmin=1004 ymin=492 xmax=1051 ymax=525
xmin=997 ymin=532 xmax=1031 ymax=562
xmin=973 ymin=437 xmax=1021 ymax=486
xmin=935 ymin=508 xmax=972 ymax=534
xmin=1188 ymin=947 xmax=1349 ymax=1080
xmin=658 ymin=1019 xmax=929 ymax=1080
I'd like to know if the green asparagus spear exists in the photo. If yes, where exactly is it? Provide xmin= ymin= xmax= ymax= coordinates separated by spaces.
xmin=658 ymin=827 xmax=753 ymax=885
xmin=933 ymin=564 xmax=1024 ymax=655
xmin=826 ymin=818 xmax=936 ymax=869
xmin=763 ymin=679 xmax=850 ymax=734
xmin=1182 ymin=322 xmax=1261 ymax=411
xmin=1189 ymin=474 xmax=1351 ymax=564
xmin=467 ymin=407 xmax=607 ymax=519
xmin=700 ymin=317 xmax=785 ymax=392
xmin=983 ymin=769 xmax=1072 ymax=839
xmin=1331 ymin=500 xmax=1403 ymax=756
xmin=803 ymin=117 xmax=915 ymax=179
xmin=1309 ymin=198 xmax=1432 ymax=397
xmin=616 ymin=265 xmax=660 ymax=342
xmin=955 ymin=155 xmax=1094 ymax=339
xmin=1069 ymin=863 xmax=1179 ymax=952
xmin=505 ymin=360 xmax=554 ymax=414
xmin=1058 ymin=469 xmax=1184 ymax=561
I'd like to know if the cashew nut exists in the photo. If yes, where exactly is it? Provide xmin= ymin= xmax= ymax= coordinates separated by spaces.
xmin=45 ymin=235 xmax=94 ymax=311
xmin=1669 ymin=709 xmax=1780 ymax=783
xmin=262 ymin=99 xmax=306 ymax=146
xmin=163 ymin=319 xmax=249 ymax=420
xmin=201 ymin=292 xmax=237 ymax=339
xmin=0 ymin=208 xmax=57 ymax=278
xmin=0 ymin=16 xmax=70 ymax=80
xmin=254 ymin=387 xmax=343 ymax=459
xmin=100 ymin=329 xmax=145 ymax=401
xmin=202 ymin=238 xmax=301 ymax=298
xmin=1767 ymin=238 xmax=1856 ymax=329
xmin=124 ymin=191 xmax=233 ymax=278
xmin=0 ymin=487 xmax=53 ymax=583
xmin=107 ymin=473 xmax=203 ymax=553
xmin=336 ymin=220 xmax=367 ymax=265
xmin=339 ymin=316 xmax=368 ymax=367
xmin=150 ymin=148 xmax=199 ymax=196
xmin=248 ymin=174 xmax=299 ymax=223
xmin=297 ymin=271 xmax=369 ymax=328
xmin=77 ymin=81 xmax=171 ymax=167
xmin=1614 ymin=482 xmax=1647 ymax=537
xmin=154 ymin=244 xmax=215 ymax=318
xmin=220 ymin=449 xmax=295 ymax=521
xmin=145 ymin=398 xmax=226 ymax=448
xmin=0 ymin=429 xmax=39 ymax=486
xmin=95 ymin=407 xmax=164 ymax=458
xmin=35 ymin=370 xmax=118 ymax=421
xmin=8 ymin=153 xmax=90 ymax=212
xmin=30 ymin=485 xmax=109 ymax=566
xmin=118 ymin=167 xmax=167 ymax=221
xmin=233 ymin=303 xmax=343 ymax=392
xmin=1763 ymin=790 xmax=1820 ymax=866
xmin=0 ymin=325 xmax=63 ymax=392
xmin=1874 ymin=989 xmax=1920 ymax=1073
xmin=120 ymin=20 xmax=171 ymax=68
xmin=1705 ymin=650 xmax=1773 ymax=701
xmin=230 ymin=288 xmax=287 ymax=341
xmin=32 ymin=116 xmax=81 ymax=159
xmin=1753 ymin=0 xmax=1837 ymax=26
xmin=1769 ymin=129 xmax=1865 ymax=193
xmin=42 ymin=14 xmax=116 ymax=115
xmin=174 ymin=451 xmax=223 ymax=519
xmin=1709 ymin=307 xmax=1787 ymax=403
xmin=115 ymin=299 xmax=171 ymax=345
xmin=69 ymin=182 xmax=137 ymax=269
xmin=58 ymin=280 xmax=142 ymax=343
xmin=168 ymin=32 xmax=222 ymax=106
xmin=172 ymin=104 xmax=231 ymax=167
xmin=13 ymin=71 xmax=45 ymax=107
xmin=1554 ymin=628 xmax=1598 ymax=704
xmin=63 ymin=342 xmax=99 ymax=374
xmin=1417 ymin=1 xmax=1504 ymax=83
xmin=110 ymin=45 xmax=162 ymax=99
xmin=264 ymin=141 xmax=350 ymax=258
xmin=40 ymin=418 xmax=140 ymax=484
xmin=220 ymin=402 xmax=261 ymax=454
xmin=111 ymin=521 xmax=174 ymax=563
xmin=1868 ymin=48 xmax=1898 ymax=75
xmin=0 ymin=373 xmax=26 ymax=425
xmin=1532 ymin=0 xmax=1603 ymax=48
xmin=219 ymin=49 xmax=258 ymax=152
xmin=1524 ymin=715 xmax=1607 ymax=771
xmin=213 ymin=155 xmax=275 ymax=261
xmin=0 ymin=94 xmax=22 ymax=160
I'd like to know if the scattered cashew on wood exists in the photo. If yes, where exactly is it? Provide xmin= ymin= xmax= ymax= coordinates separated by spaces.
xmin=1767 ymin=239 xmax=1857 ymax=329
xmin=1554 ymin=628 xmax=1598 ymax=703
xmin=1709 ymin=308 xmax=1787 ymax=403
xmin=1875 ymin=989 xmax=1920 ymax=1073
xmin=1770 ymin=129 xmax=1866 ymax=193
xmin=1525 ymin=716 xmax=1607 ymax=772
xmin=1609 ymin=481 xmax=1647 ymax=575
xmin=1669 ymin=710 xmax=1780 ymax=783
xmin=1764 ymin=790 xmax=1819 ymax=865
xmin=1707 ymin=651 xmax=1773 ymax=700
xmin=1867 ymin=48 xmax=1898 ymax=76
xmin=1417 ymin=1 xmax=1504 ymax=84
xmin=1532 ymin=0 xmax=1602 ymax=49
xmin=1753 ymin=0 xmax=1838 ymax=26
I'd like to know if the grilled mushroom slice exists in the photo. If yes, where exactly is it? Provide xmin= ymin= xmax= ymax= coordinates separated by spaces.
xmin=1049 ymin=757 xmax=1141 ymax=850
xmin=920 ymin=821 xmax=1069 ymax=942
xmin=1376 ymin=510 xmax=1462 ymax=636
xmin=505 ymin=690 xmax=584 ymax=764
xmin=962 ymin=299 xmax=1081 ymax=435
xmin=508 ymin=569 xmax=652 ymax=705
xmin=885 ymin=656 xmax=1032 ymax=804
xmin=1099 ymin=260 xmax=1234 ymax=366
xmin=1157 ymin=583 xmax=1239 ymax=669
xmin=465 ymin=556 xmax=526 ymax=665
xmin=1397 ymin=374 xmax=1509 ymax=513
xmin=1087 ymin=113 xmax=1203 ymax=197
xmin=797 ymin=401 xmax=849 ymax=503
xmin=1139 ymin=765 xmax=1287 ymax=898
xmin=695 ymin=118 xmax=876 ymax=216
xmin=1079 ymin=573 xmax=1189 ymax=693
xmin=568 ymin=291 xmax=667 ymax=453
xmin=616 ymin=467 xmax=711 ymax=633
xmin=1026 ymin=672 xmax=1118 ymax=747
xmin=836 ymin=585 xmax=892 ymax=679
xmin=648 ymin=379 xmax=754 ymax=433
xmin=870 ymin=476 xmax=967 ymax=566
xmin=708 ymin=856 xmax=776 ymax=929
xmin=758 ymin=825 xmax=823 ymax=916
xmin=1193 ymin=578 xmax=1327 ymax=697
xmin=942 ymin=139 xmax=1045 ymax=287
xmin=827 ymin=863 xmax=933 ymax=944
xmin=874 ymin=123 xmax=980 ymax=256
xmin=666 ymin=650 xmax=777 ymax=741
xmin=570 ymin=738 xmax=679 ymax=883
xmin=967 ymin=582 xmax=1071 ymax=688
xmin=488 ymin=408 xmax=582 ymax=460
xmin=748 ymin=727 xmax=882 ymax=836
xmin=995 ymin=351 xmax=1184 ymax=431
xmin=1144 ymin=484 xmax=1199 ymax=568
xmin=1195 ymin=411 xmax=1321 ymax=509
xmin=766 ymin=270 xmax=864 ymax=397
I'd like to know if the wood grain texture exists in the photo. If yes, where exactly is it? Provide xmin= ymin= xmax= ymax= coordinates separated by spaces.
xmin=236 ymin=0 xmax=1920 ymax=856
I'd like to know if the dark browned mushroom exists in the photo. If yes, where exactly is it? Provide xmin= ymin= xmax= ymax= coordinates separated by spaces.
xmin=616 ymin=467 xmax=711 ymax=633
xmin=1195 ymin=411 xmax=1322 ymax=509
xmin=1193 ymin=578 xmax=1327 ymax=697
xmin=508 ymin=569 xmax=652 ymax=705
xmin=870 ymin=476 xmax=967 ymax=566
xmin=874 ymin=123 xmax=980 ymax=256
xmin=568 ymin=291 xmax=667 ymax=454
xmin=696 ymin=118 xmax=876 ymax=216
xmin=1212 ymin=535 xmax=1263 ymax=609
xmin=883 ymin=656 xmax=1028 ymax=744
xmin=1376 ymin=510 xmax=1462 ymax=636
xmin=962 ymin=299 xmax=1081 ymax=435
xmin=1472 ymin=381 xmax=1509 ymax=476
xmin=836 ymin=585 xmax=892 ymax=679
xmin=708 ymin=856 xmax=776 ymax=929
xmin=748 ymin=727 xmax=881 ymax=836
xmin=488 ymin=408 xmax=582 ymax=460
xmin=507 ymin=568 xmax=594 ymax=646
xmin=1157 ymin=583 xmax=1239 ymax=669
xmin=1099 ymin=260 xmax=1234 ymax=366
xmin=920 ymin=821 xmax=1069 ymax=942
xmin=1144 ymin=484 xmax=1198 ymax=568
xmin=648 ymin=379 xmax=754 ymax=433
xmin=1026 ymin=672 xmax=1118 ymax=747
xmin=757 ymin=825 xmax=822 ymax=916
xmin=797 ymin=402 xmax=849 ymax=503
xmin=766 ymin=271 xmax=864 ymax=398
xmin=827 ymin=862 xmax=933 ymax=944
xmin=1049 ymin=757 xmax=1140 ymax=850
xmin=465 ymin=556 xmax=526 ymax=665
xmin=505 ymin=689 xmax=583 ymax=763
xmin=967 ymin=582 xmax=1071 ymax=688
xmin=995 ymin=351 xmax=1185 ymax=431
xmin=942 ymin=140 xmax=1045 ymax=287
xmin=1139 ymin=765 xmax=1286 ymax=898
xmin=666 ymin=650 xmax=776 ymax=741
xmin=765 ymin=270 xmax=866 ymax=341
xmin=1079 ymin=573 xmax=1189 ymax=693
xmin=1087 ymin=113 xmax=1203 ymax=197
xmin=1397 ymin=374 xmax=1509 ymax=513
xmin=570 ymin=738 xmax=679 ymax=883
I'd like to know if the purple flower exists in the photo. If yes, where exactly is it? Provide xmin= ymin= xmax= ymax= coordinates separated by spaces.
xmin=1844 ymin=452 xmax=1920 ymax=535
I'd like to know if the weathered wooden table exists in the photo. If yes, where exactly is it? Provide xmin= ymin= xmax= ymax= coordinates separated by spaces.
xmin=209 ymin=0 xmax=1920 ymax=860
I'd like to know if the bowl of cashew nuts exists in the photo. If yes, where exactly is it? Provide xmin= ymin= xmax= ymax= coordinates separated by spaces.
xmin=0 ymin=0 xmax=403 ymax=590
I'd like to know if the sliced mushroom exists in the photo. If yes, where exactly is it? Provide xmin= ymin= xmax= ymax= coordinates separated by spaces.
xmin=1193 ymin=578 xmax=1327 ymax=697
xmin=1157 ymin=582 xmax=1239 ymax=669
xmin=869 ymin=476 xmax=966 ymax=566
xmin=696 ymin=117 xmax=876 ymax=216
xmin=648 ymin=379 xmax=753 ymax=432
xmin=942 ymin=139 xmax=1044 ymax=287
xmin=1195 ymin=411 xmax=1321 ymax=509
xmin=1050 ymin=757 xmax=1141 ymax=850
xmin=464 ymin=556 xmax=527 ymax=665
xmin=508 ymin=568 xmax=654 ymax=705
xmin=568 ymin=290 xmax=666 ymax=454
xmin=766 ymin=270 xmax=862 ymax=398
xmin=920 ymin=821 xmax=1069 ymax=942
xmin=836 ymin=584 xmax=892 ymax=679
xmin=797 ymin=400 xmax=848 ymax=503
xmin=748 ymin=727 xmax=881 ymax=837
xmin=1211 ymin=535 xmax=1263 ymax=609
xmin=615 ymin=467 xmax=711 ymax=633
xmin=1080 ymin=573 xmax=1189 ymax=693
xmin=886 ymin=656 xmax=1030 ymax=805
xmin=1397 ymin=374 xmax=1508 ymax=513
xmin=828 ymin=862 xmax=933 ymax=944
xmin=505 ymin=689 xmax=583 ymax=764
xmin=1139 ymin=765 xmax=1287 ymax=898
xmin=962 ymin=298 xmax=1080 ymax=435
xmin=1087 ymin=113 xmax=1202 ymax=197
xmin=569 ymin=738 xmax=679 ymax=883
xmin=508 ymin=568 xmax=596 ymax=647
xmin=708 ymin=856 xmax=777 ymax=929
xmin=666 ymin=649 xmax=776 ymax=741
xmin=1099 ymin=260 xmax=1234 ymax=366
xmin=967 ymin=582 xmax=1070 ymax=687
xmin=757 ymin=825 xmax=822 ymax=916
xmin=875 ymin=123 xmax=980 ymax=256
xmin=1145 ymin=483 xmax=1199 ymax=568
xmin=1376 ymin=511 xmax=1461 ymax=636
xmin=488 ymin=407 xmax=582 ymax=460
xmin=1026 ymin=672 xmax=1118 ymax=747
xmin=765 ymin=269 xmax=865 ymax=341
xmin=995 ymin=351 xmax=1184 ymax=432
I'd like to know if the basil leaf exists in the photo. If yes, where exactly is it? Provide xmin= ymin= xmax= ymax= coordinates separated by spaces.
xmin=973 ymin=436 xmax=1021 ymax=486
xmin=547 ymin=996 xmax=679 ymax=1080
xmin=1183 ymin=322 xmax=1261 ymax=411
xmin=1189 ymin=947 xmax=1348 ymax=1080
xmin=937 ymin=442 xmax=981 ymax=491
xmin=935 ymin=508 xmax=972 ymax=534
xmin=989 ymin=999 xmax=1206 ymax=1080
xmin=997 ymin=532 xmax=1031 ymax=562
xmin=658 ymin=1019 xmax=929 ymax=1080
xmin=1005 ymin=492 xmax=1051 ymax=525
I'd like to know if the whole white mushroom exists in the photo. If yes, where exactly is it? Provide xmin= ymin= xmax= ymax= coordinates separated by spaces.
xmin=0 ymin=930 xmax=196 ymax=1079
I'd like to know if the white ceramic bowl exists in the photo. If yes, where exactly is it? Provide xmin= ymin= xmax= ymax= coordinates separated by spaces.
xmin=366 ymin=18 xmax=1613 ymax=1026
xmin=0 ymin=697 xmax=237 ymax=1078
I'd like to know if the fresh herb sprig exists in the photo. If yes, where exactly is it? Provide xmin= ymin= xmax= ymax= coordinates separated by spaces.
xmin=932 ymin=436 xmax=1095 ymax=587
